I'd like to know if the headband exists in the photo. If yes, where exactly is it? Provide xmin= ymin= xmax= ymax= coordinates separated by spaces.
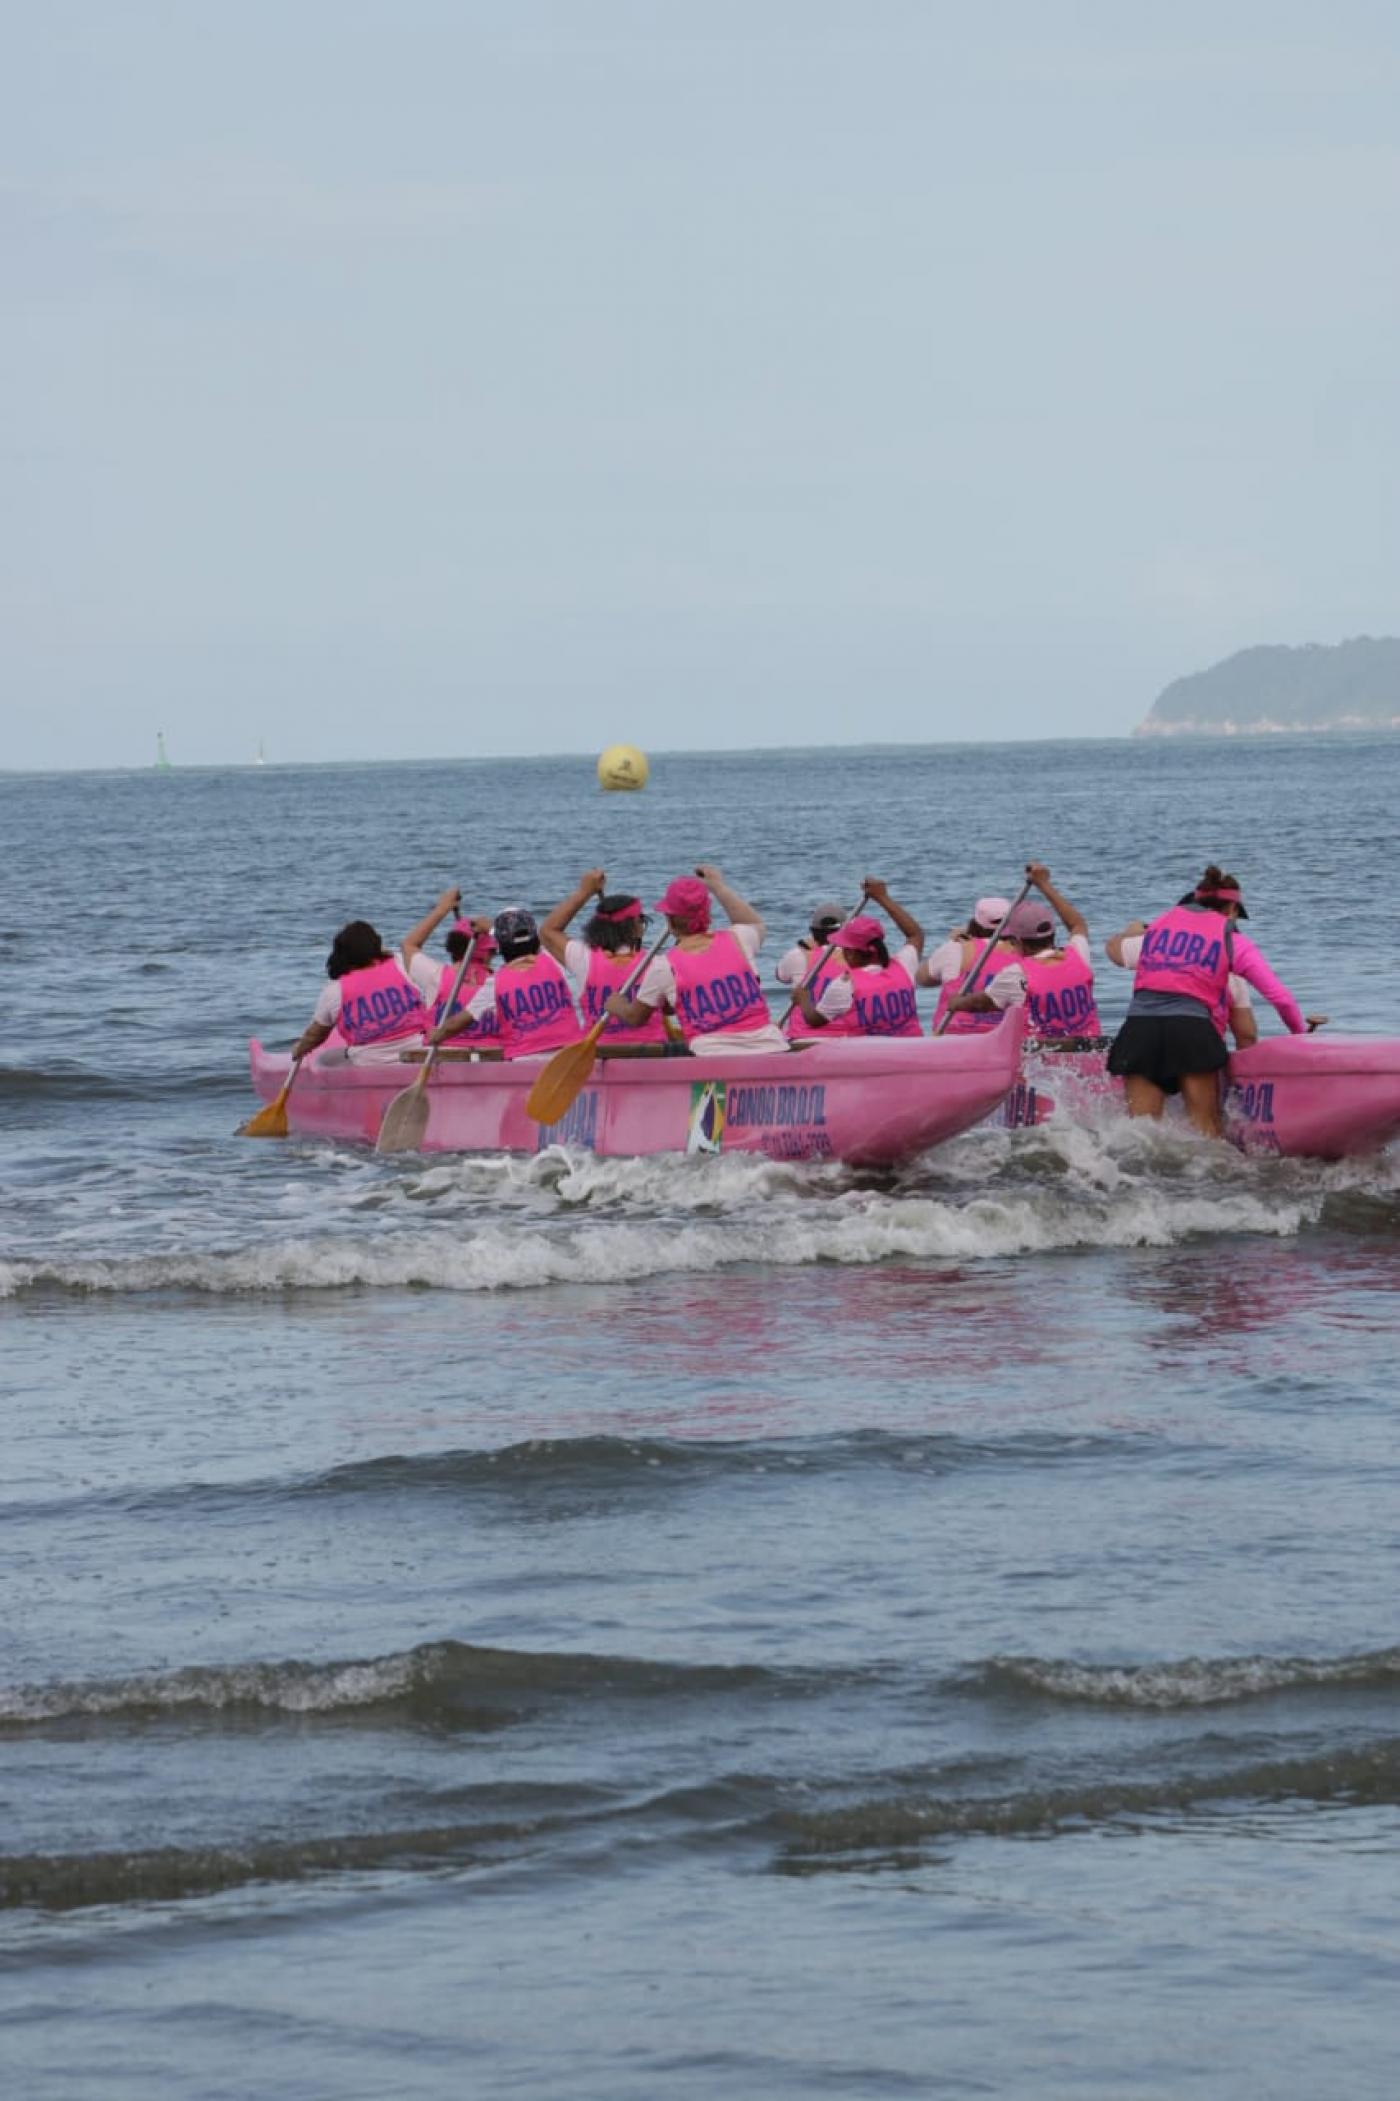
xmin=1196 ymin=885 xmax=1243 ymax=904
xmin=595 ymin=897 xmax=644 ymax=922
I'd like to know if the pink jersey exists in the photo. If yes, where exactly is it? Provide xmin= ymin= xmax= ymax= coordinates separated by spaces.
xmin=432 ymin=960 xmax=500 ymax=1042
xmin=336 ymin=958 xmax=429 ymax=1048
xmin=669 ymin=931 xmax=771 ymax=1040
xmin=935 ymin=938 xmax=1020 ymax=1036
xmin=493 ymin=952 xmax=582 ymax=1058
xmin=783 ymin=943 xmax=844 ymax=1038
xmin=581 ymin=950 xmax=667 ymax=1045
xmin=821 ymin=957 xmax=921 ymax=1039
xmin=1017 ymin=946 xmax=1101 ymax=1039
xmin=1132 ymin=904 xmax=1306 ymax=1037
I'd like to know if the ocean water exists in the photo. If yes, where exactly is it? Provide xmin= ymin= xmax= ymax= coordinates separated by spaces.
xmin=1 ymin=736 xmax=1398 ymax=2099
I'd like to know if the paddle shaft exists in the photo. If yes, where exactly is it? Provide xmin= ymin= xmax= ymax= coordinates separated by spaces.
xmin=413 ymin=945 xmax=477 ymax=1087
xmin=932 ymin=879 xmax=1034 ymax=1037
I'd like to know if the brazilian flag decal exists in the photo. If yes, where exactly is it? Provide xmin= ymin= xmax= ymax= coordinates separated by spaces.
xmin=686 ymin=1080 xmax=727 ymax=1155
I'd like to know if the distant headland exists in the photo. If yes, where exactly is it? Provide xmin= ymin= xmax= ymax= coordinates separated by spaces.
xmin=1137 ymin=637 xmax=1400 ymax=737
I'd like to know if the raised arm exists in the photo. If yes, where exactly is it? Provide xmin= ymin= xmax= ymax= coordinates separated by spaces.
xmin=862 ymin=876 xmax=924 ymax=955
xmin=541 ymin=869 xmax=605 ymax=964
xmin=1026 ymin=862 xmax=1087 ymax=941
xmin=696 ymin=863 xmax=764 ymax=940
xmin=402 ymin=886 xmax=462 ymax=967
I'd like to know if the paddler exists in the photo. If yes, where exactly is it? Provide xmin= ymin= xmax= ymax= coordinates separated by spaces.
xmin=946 ymin=865 xmax=1100 ymax=1043
xmin=916 ymin=895 xmax=1016 ymax=1034
xmin=431 ymin=907 xmax=583 ymax=1060
xmin=1105 ymin=863 xmax=1327 ymax=1136
xmin=289 ymin=888 xmax=459 ymax=1065
xmin=1107 ymin=921 xmax=1257 ymax=1051
xmin=775 ymin=902 xmax=847 ymax=1034
xmin=605 ymin=865 xmax=787 ymax=1054
xmin=404 ymin=910 xmax=498 ymax=1041
xmin=541 ymin=870 xmax=671 ymax=1056
xmin=790 ymin=879 xmax=925 ymax=1038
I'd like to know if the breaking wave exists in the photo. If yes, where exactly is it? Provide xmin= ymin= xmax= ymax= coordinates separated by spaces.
xmin=975 ymin=1647 xmax=1400 ymax=1709
xmin=0 ymin=1639 xmax=791 ymax=1732
xmin=0 ymin=1189 xmax=1332 ymax=1300
xmin=2 ymin=1119 xmax=1394 ymax=1300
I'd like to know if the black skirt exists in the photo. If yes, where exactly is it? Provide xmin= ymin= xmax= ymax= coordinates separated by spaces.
xmin=1106 ymin=1015 xmax=1228 ymax=1095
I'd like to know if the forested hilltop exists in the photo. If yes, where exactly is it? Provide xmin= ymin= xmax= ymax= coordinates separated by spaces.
xmin=1138 ymin=638 xmax=1400 ymax=736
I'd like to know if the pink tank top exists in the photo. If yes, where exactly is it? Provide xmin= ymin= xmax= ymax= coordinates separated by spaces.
xmin=669 ymin=931 xmax=771 ymax=1040
xmin=581 ymin=950 xmax=667 ymax=1045
xmin=432 ymin=960 xmax=500 ymax=1042
xmin=820 ymin=958 xmax=921 ymax=1039
xmin=493 ymin=952 xmax=582 ymax=1059
xmin=1018 ymin=946 xmax=1100 ymax=1039
xmin=337 ymin=958 xmax=429 ymax=1047
xmin=934 ymin=938 xmax=1020 ymax=1036
xmin=782 ymin=944 xmax=844 ymax=1039
xmin=1132 ymin=904 xmax=1232 ymax=1029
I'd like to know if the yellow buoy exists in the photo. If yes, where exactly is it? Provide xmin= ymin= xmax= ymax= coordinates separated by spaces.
xmin=597 ymin=743 xmax=649 ymax=792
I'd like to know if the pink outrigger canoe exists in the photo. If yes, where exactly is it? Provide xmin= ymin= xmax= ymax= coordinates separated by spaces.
xmin=995 ymin=1033 xmax=1400 ymax=1158
xmin=247 ymin=1008 xmax=1028 ymax=1167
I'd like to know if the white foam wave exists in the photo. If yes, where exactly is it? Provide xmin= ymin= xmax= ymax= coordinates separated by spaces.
xmin=0 ymin=1179 xmax=1321 ymax=1298
xmin=0 ymin=1645 xmax=452 ymax=1724
xmin=994 ymin=1648 xmax=1400 ymax=1708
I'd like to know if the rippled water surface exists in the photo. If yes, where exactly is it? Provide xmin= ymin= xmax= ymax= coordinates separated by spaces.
xmin=2 ymin=738 xmax=1398 ymax=2098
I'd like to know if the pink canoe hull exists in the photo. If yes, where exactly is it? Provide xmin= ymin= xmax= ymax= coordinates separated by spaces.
xmin=992 ymin=1035 xmax=1400 ymax=1159
xmin=247 ymin=1009 xmax=1026 ymax=1166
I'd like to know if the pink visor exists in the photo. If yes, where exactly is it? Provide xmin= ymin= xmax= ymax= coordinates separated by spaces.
xmin=654 ymin=876 xmax=711 ymax=927
xmin=1197 ymin=885 xmax=1244 ymax=904
xmin=595 ymin=896 xmax=643 ymax=922
xmin=833 ymin=914 xmax=884 ymax=950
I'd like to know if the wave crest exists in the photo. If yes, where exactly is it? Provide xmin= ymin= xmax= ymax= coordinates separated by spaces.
xmin=975 ymin=1647 xmax=1400 ymax=1709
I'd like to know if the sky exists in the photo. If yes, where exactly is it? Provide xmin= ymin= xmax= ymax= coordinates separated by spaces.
xmin=4 ymin=0 xmax=1400 ymax=767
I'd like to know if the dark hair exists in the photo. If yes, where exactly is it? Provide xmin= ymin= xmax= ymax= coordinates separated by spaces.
xmin=1180 ymin=863 xmax=1242 ymax=909
xmin=497 ymin=928 xmax=540 ymax=962
xmin=584 ymin=895 xmax=648 ymax=954
xmin=445 ymin=927 xmax=471 ymax=963
xmin=845 ymin=935 xmax=891 ymax=968
xmin=326 ymin=920 xmax=387 ymax=979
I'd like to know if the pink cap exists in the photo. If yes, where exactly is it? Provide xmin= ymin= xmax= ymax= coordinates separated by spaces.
xmin=833 ymin=914 xmax=884 ymax=950
xmin=654 ymin=876 xmax=711 ymax=929
xmin=973 ymin=896 xmax=1011 ymax=929
xmin=453 ymin=918 xmax=496 ymax=953
xmin=1004 ymin=901 xmax=1056 ymax=942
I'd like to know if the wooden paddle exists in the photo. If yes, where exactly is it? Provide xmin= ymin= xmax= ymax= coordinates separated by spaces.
xmin=932 ymin=879 xmax=1033 ymax=1037
xmin=374 ymin=949 xmax=475 ymax=1155
xmin=238 ymin=1055 xmax=303 ymax=1139
xmin=526 ymin=928 xmax=670 ymax=1126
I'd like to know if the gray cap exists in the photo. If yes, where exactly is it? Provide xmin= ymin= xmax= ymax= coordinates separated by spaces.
xmin=809 ymin=901 xmax=845 ymax=933
xmin=493 ymin=907 xmax=538 ymax=947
